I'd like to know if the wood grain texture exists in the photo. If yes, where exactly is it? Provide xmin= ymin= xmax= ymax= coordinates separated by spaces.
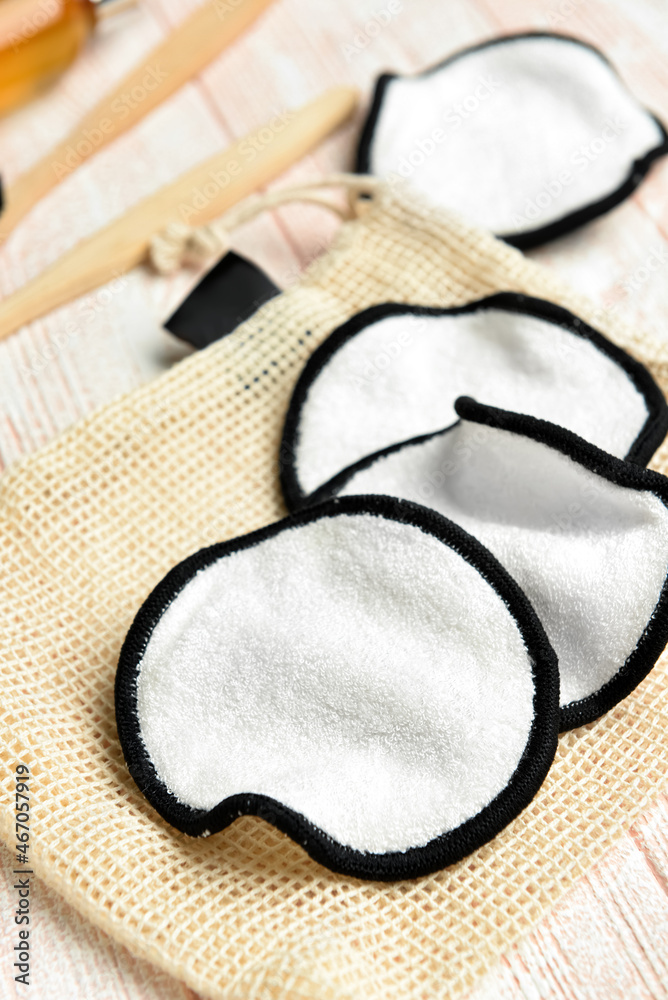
xmin=0 ymin=85 xmax=358 ymax=337
xmin=468 ymin=796 xmax=668 ymax=1000
xmin=0 ymin=797 xmax=665 ymax=1000
xmin=0 ymin=0 xmax=276 ymax=239
xmin=0 ymin=0 xmax=666 ymax=997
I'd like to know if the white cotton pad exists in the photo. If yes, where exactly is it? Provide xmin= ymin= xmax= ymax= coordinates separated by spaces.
xmin=357 ymin=33 xmax=668 ymax=247
xmin=115 ymin=496 xmax=559 ymax=880
xmin=323 ymin=399 xmax=668 ymax=730
xmin=280 ymin=294 xmax=668 ymax=509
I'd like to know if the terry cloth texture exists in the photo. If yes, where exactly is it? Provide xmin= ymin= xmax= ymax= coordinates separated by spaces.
xmin=279 ymin=294 xmax=667 ymax=507
xmin=357 ymin=33 xmax=668 ymax=247
xmin=116 ymin=496 xmax=559 ymax=880
xmin=324 ymin=400 xmax=668 ymax=730
xmin=1 ymin=181 xmax=668 ymax=1000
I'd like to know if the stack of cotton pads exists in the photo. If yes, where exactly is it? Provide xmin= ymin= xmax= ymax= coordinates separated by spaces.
xmin=279 ymin=294 xmax=668 ymax=733
xmin=116 ymin=292 xmax=668 ymax=880
xmin=115 ymin=35 xmax=668 ymax=881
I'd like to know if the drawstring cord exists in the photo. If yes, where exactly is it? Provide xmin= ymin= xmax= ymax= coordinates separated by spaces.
xmin=148 ymin=173 xmax=380 ymax=276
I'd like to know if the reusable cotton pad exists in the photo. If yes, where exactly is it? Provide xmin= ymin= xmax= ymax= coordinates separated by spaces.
xmin=357 ymin=33 xmax=668 ymax=247
xmin=308 ymin=399 xmax=668 ymax=730
xmin=280 ymin=293 xmax=668 ymax=509
xmin=116 ymin=495 xmax=559 ymax=880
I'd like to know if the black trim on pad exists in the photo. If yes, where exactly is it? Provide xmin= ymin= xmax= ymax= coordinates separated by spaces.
xmin=116 ymin=494 xmax=559 ymax=881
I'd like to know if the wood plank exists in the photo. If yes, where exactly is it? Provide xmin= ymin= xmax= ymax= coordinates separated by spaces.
xmin=0 ymin=838 xmax=200 ymax=1000
xmin=0 ymin=1 xmax=667 ymax=997
xmin=469 ymin=795 xmax=668 ymax=1000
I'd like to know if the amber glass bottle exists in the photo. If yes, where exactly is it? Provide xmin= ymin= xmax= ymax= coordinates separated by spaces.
xmin=0 ymin=0 xmax=134 ymax=116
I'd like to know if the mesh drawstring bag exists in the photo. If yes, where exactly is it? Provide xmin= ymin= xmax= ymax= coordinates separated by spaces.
xmin=1 ymin=178 xmax=667 ymax=1000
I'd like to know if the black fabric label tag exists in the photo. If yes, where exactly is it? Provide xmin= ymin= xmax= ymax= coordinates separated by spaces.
xmin=165 ymin=251 xmax=280 ymax=349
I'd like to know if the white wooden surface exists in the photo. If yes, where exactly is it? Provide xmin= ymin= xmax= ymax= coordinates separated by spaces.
xmin=1 ymin=795 xmax=666 ymax=1000
xmin=1 ymin=0 xmax=667 ymax=996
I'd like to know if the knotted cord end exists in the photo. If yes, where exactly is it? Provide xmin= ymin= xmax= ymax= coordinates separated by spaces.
xmin=149 ymin=222 xmax=230 ymax=276
xmin=148 ymin=174 xmax=379 ymax=276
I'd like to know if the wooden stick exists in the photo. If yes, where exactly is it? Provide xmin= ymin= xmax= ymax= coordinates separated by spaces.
xmin=0 ymin=0 xmax=275 ymax=242
xmin=0 ymin=86 xmax=358 ymax=341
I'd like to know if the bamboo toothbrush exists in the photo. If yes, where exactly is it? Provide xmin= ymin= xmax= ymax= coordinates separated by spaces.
xmin=0 ymin=86 xmax=359 ymax=341
xmin=0 ymin=0 xmax=275 ymax=242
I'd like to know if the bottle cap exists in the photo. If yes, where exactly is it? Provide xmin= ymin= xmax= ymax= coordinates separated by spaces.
xmin=91 ymin=0 xmax=138 ymax=20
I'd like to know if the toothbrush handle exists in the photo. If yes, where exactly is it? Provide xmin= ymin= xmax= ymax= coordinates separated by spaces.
xmin=0 ymin=0 xmax=275 ymax=241
xmin=0 ymin=86 xmax=359 ymax=341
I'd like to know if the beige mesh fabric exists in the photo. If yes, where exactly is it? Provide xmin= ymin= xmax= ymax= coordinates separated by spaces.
xmin=1 ymin=181 xmax=667 ymax=1000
